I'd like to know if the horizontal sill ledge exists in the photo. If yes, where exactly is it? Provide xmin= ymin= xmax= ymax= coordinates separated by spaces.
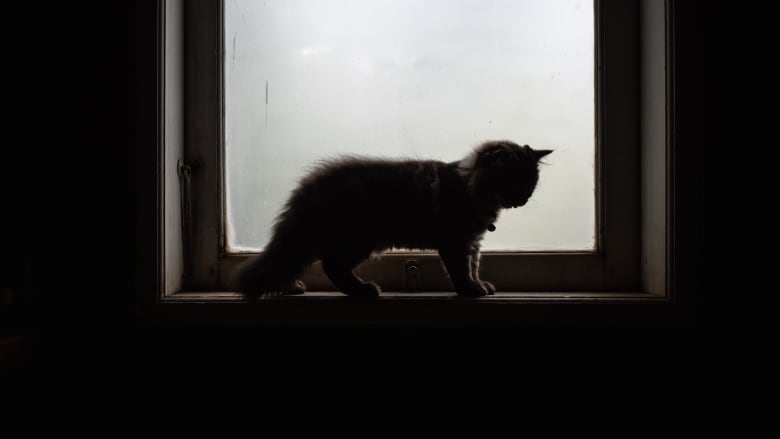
xmin=148 ymin=292 xmax=677 ymax=326
xmin=164 ymin=291 xmax=666 ymax=303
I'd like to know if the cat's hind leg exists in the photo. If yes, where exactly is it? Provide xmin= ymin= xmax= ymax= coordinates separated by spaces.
xmin=321 ymin=252 xmax=380 ymax=299
xmin=284 ymin=279 xmax=306 ymax=295
xmin=240 ymin=279 xmax=305 ymax=301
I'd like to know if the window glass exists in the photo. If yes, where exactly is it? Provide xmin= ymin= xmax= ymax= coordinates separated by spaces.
xmin=225 ymin=0 xmax=594 ymax=251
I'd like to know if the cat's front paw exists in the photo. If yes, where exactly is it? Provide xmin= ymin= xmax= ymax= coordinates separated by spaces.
xmin=480 ymin=280 xmax=496 ymax=295
xmin=343 ymin=281 xmax=381 ymax=300
xmin=455 ymin=281 xmax=490 ymax=297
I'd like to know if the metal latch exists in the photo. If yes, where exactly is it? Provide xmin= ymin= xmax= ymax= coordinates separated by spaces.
xmin=402 ymin=259 xmax=421 ymax=292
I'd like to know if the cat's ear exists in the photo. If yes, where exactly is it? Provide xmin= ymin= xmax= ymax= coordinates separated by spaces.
xmin=533 ymin=149 xmax=553 ymax=161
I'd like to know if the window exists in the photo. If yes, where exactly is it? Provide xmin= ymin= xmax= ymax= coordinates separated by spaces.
xmin=224 ymin=0 xmax=595 ymax=253
xmin=140 ymin=0 xmax=680 ymax=325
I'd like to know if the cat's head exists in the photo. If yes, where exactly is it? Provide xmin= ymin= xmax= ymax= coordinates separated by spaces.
xmin=464 ymin=140 xmax=552 ymax=209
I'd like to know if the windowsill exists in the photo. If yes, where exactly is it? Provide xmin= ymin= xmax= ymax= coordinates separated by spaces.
xmin=144 ymin=291 xmax=676 ymax=328
xmin=164 ymin=290 xmax=666 ymax=302
xmin=144 ymin=290 xmax=674 ymax=327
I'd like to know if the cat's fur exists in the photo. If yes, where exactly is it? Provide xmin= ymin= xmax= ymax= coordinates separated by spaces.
xmin=235 ymin=140 xmax=552 ymax=298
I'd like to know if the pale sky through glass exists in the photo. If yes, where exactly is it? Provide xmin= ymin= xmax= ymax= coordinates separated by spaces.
xmin=225 ymin=0 xmax=594 ymax=251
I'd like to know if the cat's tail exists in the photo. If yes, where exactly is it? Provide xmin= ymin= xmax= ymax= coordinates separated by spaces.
xmin=233 ymin=219 xmax=316 ymax=297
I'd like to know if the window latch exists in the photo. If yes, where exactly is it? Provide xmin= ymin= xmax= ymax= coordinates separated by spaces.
xmin=402 ymin=259 xmax=421 ymax=292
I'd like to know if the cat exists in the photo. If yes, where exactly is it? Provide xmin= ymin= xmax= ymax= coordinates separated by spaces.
xmin=235 ymin=140 xmax=552 ymax=298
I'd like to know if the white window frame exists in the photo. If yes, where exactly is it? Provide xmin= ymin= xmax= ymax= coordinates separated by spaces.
xmin=137 ymin=0 xmax=681 ymax=326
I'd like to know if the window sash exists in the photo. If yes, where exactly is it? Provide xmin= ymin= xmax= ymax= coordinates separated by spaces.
xmin=173 ymin=0 xmax=652 ymax=295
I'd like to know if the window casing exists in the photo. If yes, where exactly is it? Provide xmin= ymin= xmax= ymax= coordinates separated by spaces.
xmin=139 ymin=0 xmax=680 ymax=325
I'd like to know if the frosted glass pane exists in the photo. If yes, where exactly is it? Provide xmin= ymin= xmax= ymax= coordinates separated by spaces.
xmin=225 ymin=0 xmax=594 ymax=252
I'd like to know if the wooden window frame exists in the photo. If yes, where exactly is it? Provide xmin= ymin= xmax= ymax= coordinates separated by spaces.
xmin=136 ymin=0 xmax=690 ymax=326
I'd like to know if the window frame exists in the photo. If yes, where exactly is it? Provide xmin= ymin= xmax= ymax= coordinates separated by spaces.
xmin=137 ymin=0 xmax=686 ymax=326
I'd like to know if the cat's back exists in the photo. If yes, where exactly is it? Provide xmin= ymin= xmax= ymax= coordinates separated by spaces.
xmin=288 ymin=156 xmax=447 ymax=218
xmin=301 ymin=156 xmax=439 ymax=194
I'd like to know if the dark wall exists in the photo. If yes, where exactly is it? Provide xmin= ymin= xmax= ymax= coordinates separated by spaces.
xmin=2 ymin=3 xmax=139 ymax=339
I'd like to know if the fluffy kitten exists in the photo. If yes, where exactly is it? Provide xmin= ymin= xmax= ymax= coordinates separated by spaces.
xmin=235 ymin=140 xmax=552 ymax=298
